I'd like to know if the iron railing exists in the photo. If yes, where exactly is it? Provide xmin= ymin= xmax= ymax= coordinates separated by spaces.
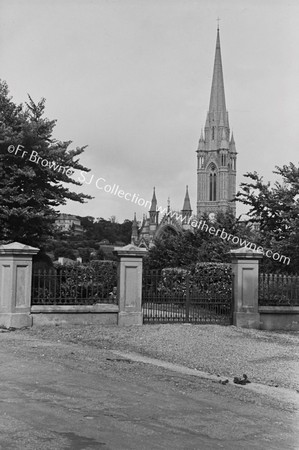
xmin=259 ymin=273 xmax=299 ymax=306
xmin=32 ymin=265 xmax=118 ymax=305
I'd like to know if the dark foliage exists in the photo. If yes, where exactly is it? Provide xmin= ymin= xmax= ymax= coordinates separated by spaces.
xmin=144 ymin=210 xmax=254 ymax=270
xmin=235 ymin=165 xmax=299 ymax=273
xmin=0 ymin=80 xmax=91 ymax=247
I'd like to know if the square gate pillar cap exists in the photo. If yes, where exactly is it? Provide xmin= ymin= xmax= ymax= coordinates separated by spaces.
xmin=113 ymin=243 xmax=147 ymax=258
xmin=230 ymin=247 xmax=263 ymax=260
xmin=0 ymin=241 xmax=40 ymax=255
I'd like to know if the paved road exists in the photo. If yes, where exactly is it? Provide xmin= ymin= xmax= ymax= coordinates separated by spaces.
xmin=0 ymin=331 xmax=298 ymax=449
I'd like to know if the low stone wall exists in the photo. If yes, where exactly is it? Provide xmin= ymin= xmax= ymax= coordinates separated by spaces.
xmin=29 ymin=244 xmax=147 ymax=328
xmin=2 ymin=242 xmax=299 ymax=331
xmin=259 ymin=306 xmax=299 ymax=331
xmin=31 ymin=304 xmax=118 ymax=326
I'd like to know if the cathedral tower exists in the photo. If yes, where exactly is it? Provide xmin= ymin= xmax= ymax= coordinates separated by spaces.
xmin=196 ymin=28 xmax=237 ymax=218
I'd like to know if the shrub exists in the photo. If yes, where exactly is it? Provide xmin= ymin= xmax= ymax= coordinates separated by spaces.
xmin=159 ymin=267 xmax=190 ymax=297
xmin=32 ymin=251 xmax=53 ymax=271
xmin=192 ymin=262 xmax=232 ymax=295
xmin=149 ymin=263 xmax=232 ymax=304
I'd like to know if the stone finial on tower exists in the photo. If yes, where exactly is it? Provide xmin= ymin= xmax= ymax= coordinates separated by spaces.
xmin=167 ymin=197 xmax=171 ymax=214
xmin=229 ymin=132 xmax=237 ymax=153
xmin=131 ymin=212 xmax=138 ymax=244
xmin=149 ymin=187 xmax=159 ymax=225
xmin=197 ymin=129 xmax=205 ymax=151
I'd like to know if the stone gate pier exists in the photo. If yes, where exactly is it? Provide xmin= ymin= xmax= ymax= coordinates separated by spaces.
xmin=0 ymin=242 xmax=39 ymax=328
xmin=230 ymin=247 xmax=263 ymax=328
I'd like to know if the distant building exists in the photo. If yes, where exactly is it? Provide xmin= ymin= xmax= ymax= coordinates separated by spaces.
xmin=131 ymin=188 xmax=193 ymax=248
xmin=56 ymin=257 xmax=77 ymax=266
xmin=55 ymin=214 xmax=83 ymax=235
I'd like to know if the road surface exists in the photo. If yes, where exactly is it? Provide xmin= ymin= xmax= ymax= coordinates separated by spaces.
xmin=0 ymin=330 xmax=297 ymax=449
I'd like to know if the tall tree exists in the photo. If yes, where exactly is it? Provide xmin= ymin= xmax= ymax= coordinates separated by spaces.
xmin=235 ymin=165 xmax=299 ymax=272
xmin=0 ymin=80 xmax=92 ymax=246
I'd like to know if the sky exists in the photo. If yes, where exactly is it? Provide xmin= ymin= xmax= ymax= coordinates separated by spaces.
xmin=1 ymin=0 xmax=299 ymax=223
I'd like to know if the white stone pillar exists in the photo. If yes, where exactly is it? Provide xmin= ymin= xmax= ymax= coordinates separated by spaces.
xmin=0 ymin=242 xmax=39 ymax=328
xmin=113 ymin=244 xmax=147 ymax=326
xmin=230 ymin=247 xmax=263 ymax=329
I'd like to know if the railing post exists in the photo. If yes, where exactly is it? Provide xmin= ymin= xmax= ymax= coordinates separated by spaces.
xmin=185 ymin=275 xmax=190 ymax=323
xmin=0 ymin=242 xmax=39 ymax=328
xmin=113 ymin=244 xmax=147 ymax=326
xmin=230 ymin=247 xmax=263 ymax=329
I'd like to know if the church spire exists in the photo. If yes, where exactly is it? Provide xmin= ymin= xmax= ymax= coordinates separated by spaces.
xmin=181 ymin=185 xmax=192 ymax=224
xmin=204 ymin=28 xmax=229 ymax=150
xmin=182 ymin=185 xmax=192 ymax=213
xmin=149 ymin=187 xmax=157 ymax=212
xmin=149 ymin=187 xmax=158 ymax=225
xmin=209 ymin=28 xmax=226 ymax=115
xmin=197 ymin=27 xmax=237 ymax=218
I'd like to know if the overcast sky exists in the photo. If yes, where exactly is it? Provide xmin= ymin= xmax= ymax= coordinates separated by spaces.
xmin=1 ymin=0 xmax=299 ymax=223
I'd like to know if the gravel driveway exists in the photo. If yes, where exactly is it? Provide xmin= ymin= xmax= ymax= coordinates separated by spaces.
xmin=20 ymin=323 xmax=299 ymax=391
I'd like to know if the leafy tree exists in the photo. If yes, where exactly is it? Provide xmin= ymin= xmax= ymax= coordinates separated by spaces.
xmin=235 ymin=164 xmax=299 ymax=272
xmin=43 ymin=216 xmax=132 ymax=263
xmin=0 ymin=80 xmax=92 ymax=246
xmin=53 ymin=246 xmax=77 ymax=261
xmin=144 ymin=230 xmax=189 ymax=270
xmin=80 ymin=216 xmax=95 ymax=239
xmin=77 ymin=247 xmax=92 ymax=263
xmin=91 ymin=217 xmax=132 ymax=244
xmin=145 ymin=210 xmax=254 ymax=270
xmin=91 ymin=248 xmax=106 ymax=261
xmin=32 ymin=251 xmax=54 ymax=271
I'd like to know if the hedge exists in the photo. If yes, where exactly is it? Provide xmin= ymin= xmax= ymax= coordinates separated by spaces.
xmin=149 ymin=263 xmax=232 ymax=302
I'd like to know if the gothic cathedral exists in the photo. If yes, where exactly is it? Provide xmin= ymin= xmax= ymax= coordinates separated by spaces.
xmin=197 ymin=27 xmax=237 ymax=218
xmin=132 ymin=28 xmax=237 ymax=247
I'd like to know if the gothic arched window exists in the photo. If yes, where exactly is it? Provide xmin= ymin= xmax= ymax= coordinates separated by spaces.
xmin=209 ymin=164 xmax=217 ymax=201
xmin=198 ymin=155 xmax=204 ymax=169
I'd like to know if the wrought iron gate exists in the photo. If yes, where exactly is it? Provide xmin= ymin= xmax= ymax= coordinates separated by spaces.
xmin=142 ymin=270 xmax=233 ymax=325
